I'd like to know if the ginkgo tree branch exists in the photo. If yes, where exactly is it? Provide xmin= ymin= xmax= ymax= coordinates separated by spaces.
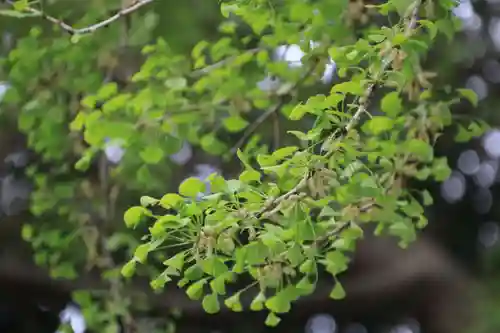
xmin=254 ymin=0 xmax=422 ymax=220
xmin=5 ymin=0 xmax=154 ymax=35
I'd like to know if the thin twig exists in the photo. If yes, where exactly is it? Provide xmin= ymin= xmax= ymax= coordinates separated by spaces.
xmin=229 ymin=64 xmax=318 ymax=156
xmin=229 ymin=100 xmax=284 ymax=156
xmin=313 ymin=201 xmax=375 ymax=247
xmin=6 ymin=0 xmax=154 ymax=35
xmin=272 ymin=110 xmax=280 ymax=150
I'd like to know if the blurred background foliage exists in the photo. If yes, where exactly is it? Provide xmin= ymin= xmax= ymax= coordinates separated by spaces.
xmin=0 ymin=1 xmax=226 ymax=332
xmin=1 ymin=0 xmax=500 ymax=333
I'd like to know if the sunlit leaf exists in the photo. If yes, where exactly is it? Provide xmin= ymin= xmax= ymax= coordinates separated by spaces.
xmin=179 ymin=177 xmax=206 ymax=197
